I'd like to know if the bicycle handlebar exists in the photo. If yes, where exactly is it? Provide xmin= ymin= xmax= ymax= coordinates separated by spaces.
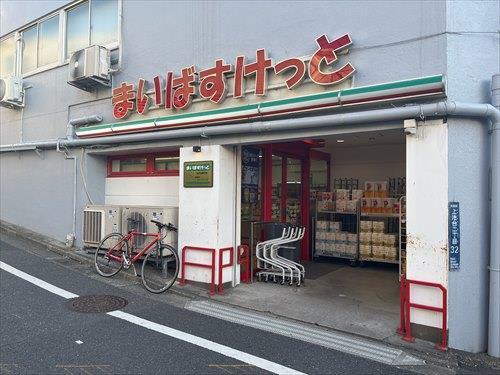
xmin=150 ymin=220 xmax=177 ymax=232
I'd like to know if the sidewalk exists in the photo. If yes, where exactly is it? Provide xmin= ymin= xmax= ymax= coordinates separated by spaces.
xmin=1 ymin=220 xmax=499 ymax=373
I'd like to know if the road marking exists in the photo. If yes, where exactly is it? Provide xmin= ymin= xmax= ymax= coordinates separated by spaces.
xmin=0 ymin=261 xmax=78 ymax=299
xmin=0 ymin=261 xmax=305 ymax=375
xmin=107 ymin=310 xmax=304 ymax=375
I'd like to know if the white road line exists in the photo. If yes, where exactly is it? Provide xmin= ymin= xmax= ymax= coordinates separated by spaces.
xmin=0 ymin=261 xmax=78 ymax=299
xmin=0 ymin=261 xmax=305 ymax=375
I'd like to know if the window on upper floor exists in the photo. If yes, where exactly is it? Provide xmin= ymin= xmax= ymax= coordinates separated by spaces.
xmin=21 ymin=15 xmax=60 ymax=74
xmin=0 ymin=36 xmax=16 ymax=78
xmin=66 ymin=0 xmax=118 ymax=59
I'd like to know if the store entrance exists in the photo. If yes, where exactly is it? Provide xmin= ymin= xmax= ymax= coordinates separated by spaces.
xmin=240 ymin=141 xmax=324 ymax=261
xmin=237 ymin=130 xmax=406 ymax=340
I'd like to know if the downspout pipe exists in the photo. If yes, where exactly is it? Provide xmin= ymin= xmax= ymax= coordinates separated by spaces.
xmin=66 ymin=115 xmax=103 ymax=140
xmin=1 ymin=101 xmax=499 ymax=151
xmin=55 ymin=140 xmax=77 ymax=247
xmin=488 ymin=74 xmax=500 ymax=358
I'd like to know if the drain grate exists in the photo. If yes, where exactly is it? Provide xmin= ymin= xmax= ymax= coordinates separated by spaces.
xmin=67 ymin=295 xmax=128 ymax=313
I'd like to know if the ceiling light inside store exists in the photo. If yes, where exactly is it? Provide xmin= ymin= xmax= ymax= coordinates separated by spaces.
xmin=336 ymin=139 xmax=345 ymax=143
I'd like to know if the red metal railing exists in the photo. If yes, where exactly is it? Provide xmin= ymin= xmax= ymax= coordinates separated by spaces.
xmin=218 ymin=247 xmax=234 ymax=295
xmin=179 ymin=246 xmax=216 ymax=295
xmin=397 ymin=275 xmax=448 ymax=351
xmin=237 ymin=245 xmax=251 ymax=283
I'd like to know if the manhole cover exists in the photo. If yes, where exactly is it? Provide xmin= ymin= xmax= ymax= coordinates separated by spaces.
xmin=67 ymin=295 xmax=128 ymax=313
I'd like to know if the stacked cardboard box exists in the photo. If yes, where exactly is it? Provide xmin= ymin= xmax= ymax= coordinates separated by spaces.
xmin=315 ymin=220 xmax=357 ymax=257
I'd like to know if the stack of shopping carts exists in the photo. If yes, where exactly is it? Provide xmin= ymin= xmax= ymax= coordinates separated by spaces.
xmin=255 ymin=227 xmax=305 ymax=286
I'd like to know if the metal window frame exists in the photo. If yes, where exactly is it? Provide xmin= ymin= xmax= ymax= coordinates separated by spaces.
xmin=18 ymin=14 xmax=61 ymax=76
xmin=0 ymin=34 xmax=17 ymax=77
xmin=107 ymin=151 xmax=180 ymax=178
xmin=1 ymin=0 xmax=122 ymax=79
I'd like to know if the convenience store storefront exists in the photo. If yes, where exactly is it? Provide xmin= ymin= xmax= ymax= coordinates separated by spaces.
xmin=1 ymin=4 xmax=497 ymax=353
xmin=75 ymin=31 xmax=452 ymax=344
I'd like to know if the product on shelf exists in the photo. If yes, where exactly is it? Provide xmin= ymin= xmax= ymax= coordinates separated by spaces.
xmin=337 ymin=232 xmax=347 ymax=243
xmin=329 ymin=221 xmax=341 ymax=232
xmin=359 ymin=232 xmax=372 ymax=244
xmin=347 ymin=233 xmax=358 ymax=243
xmin=317 ymin=201 xmax=332 ymax=212
xmin=374 ymin=182 xmax=388 ymax=198
xmin=364 ymin=182 xmax=374 ymax=197
xmin=360 ymin=220 xmax=373 ymax=232
xmin=383 ymin=234 xmax=398 ymax=246
xmin=336 ymin=200 xmax=347 ymax=212
xmin=351 ymin=189 xmax=364 ymax=199
xmin=360 ymin=244 xmax=372 ymax=257
xmin=345 ymin=199 xmax=358 ymax=213
xmin=372 ymin=221 xmax=385 ymax=233
xmin=336 ymin=189 xmax=350 ymax=200
xmin=361 ymin=198 xmax=371 ymax=213
xmin=371 ymin=198 xmax=381 ymax=213
xmin=321 ymin=192 xmax=334 ymax=202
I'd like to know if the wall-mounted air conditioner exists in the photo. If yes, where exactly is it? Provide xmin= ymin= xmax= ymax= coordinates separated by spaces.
xmin=83 ymin=205 xmax=122 ymax=248
xmin=121 ymin=206 xmax=178 ymax=250
xmin=0 ymin=76 xmax=24 ymax=109
xmin=68 ymin=45 xmax=111 ymax=91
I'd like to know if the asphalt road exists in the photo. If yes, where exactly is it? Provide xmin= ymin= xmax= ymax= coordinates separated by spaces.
xmin=0 ymin=235 xmax=419 ymax=375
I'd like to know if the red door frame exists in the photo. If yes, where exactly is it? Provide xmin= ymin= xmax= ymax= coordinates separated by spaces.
xmin=251 ymin=142 xmax=331 ymax=261
xmin=257 ymin=142 xmax=325 ymax=261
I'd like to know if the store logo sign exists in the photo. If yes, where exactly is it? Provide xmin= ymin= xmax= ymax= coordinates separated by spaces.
xmin=112 ymin=34 xmax=355 ymax=120
xmin=184 ymin=161 xmax=214 ymax=188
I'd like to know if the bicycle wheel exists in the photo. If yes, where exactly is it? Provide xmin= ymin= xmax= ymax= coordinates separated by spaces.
xmin=141 ymin=244 xmax=179 ymax=293
xmin=95 ymin=233 xmax=127 ymax=277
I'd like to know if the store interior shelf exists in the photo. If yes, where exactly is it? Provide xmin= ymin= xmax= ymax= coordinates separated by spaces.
xmin=360 ymin=212 xmax=400 ymax=218
xmin=317 ymin=210 xmax=357 ymax=215
xmin=314 ymin=252 xmax=357 ymax=261
xmin=359 ymin=256 xmax=399 ymax=264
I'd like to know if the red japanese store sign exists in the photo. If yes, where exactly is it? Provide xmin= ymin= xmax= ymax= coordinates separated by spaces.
xmin=112 ymin=33 xmax=355 ymax=120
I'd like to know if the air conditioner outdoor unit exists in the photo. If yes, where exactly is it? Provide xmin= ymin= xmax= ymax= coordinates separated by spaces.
xmin=0 ymin=76 xmax=24 ymax=109
xmin=83 ymin=205 xmax=122 ymax=248
xmin=68 ymin=45 xmax=111 ymax=91
xmin=121 ymin=206 xmax=179 ymax=251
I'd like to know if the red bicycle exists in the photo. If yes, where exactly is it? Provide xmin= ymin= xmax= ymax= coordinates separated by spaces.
xmin=94 ymin=219 xmax=179 ymax=293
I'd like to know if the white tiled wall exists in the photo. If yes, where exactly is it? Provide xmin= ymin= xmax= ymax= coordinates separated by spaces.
xmin=105 ymin=176 xmax=179 ymax=207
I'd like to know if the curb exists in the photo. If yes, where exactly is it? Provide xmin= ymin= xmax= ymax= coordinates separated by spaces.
xmin=0 ymin=220 xmax=199 ymax=300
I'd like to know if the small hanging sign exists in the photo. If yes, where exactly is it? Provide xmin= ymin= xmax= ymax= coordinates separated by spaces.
xmin=448 ymin=202 xmax=460 ymax=270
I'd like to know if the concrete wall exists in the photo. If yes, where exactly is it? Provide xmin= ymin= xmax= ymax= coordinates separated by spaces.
xmin=445 ymin=0 xmax=499 ymax=352
xmin=406 ymin=120 xmax=449 ymax=329
xmin=0 ymin=148 xmax=107 ymax=247
xmin=105 ymin=176 xmax=179 ymax=207
xmin=178 ymin=145 xmax=237 ymax=285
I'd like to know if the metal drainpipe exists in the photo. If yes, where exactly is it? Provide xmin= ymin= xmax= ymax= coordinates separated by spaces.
xmin=66 ymin=115 xmax=103 ymax=140
xmin=56 ymin=140 xmax=77 ymax=247
xmin=489 ymin=74 xmax=500 ymax=358
xmin=1 ymin=101 xmax=499 ymax=151
xmin=56 ymin=115 xmax=103 ymax=247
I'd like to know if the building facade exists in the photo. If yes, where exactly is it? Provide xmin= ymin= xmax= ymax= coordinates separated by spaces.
xmin=1 ymin=0 xmax=499 ymax=356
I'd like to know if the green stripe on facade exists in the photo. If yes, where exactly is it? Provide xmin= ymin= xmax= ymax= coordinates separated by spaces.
xmin=77 ymin=75 xmax=444 ymax=133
